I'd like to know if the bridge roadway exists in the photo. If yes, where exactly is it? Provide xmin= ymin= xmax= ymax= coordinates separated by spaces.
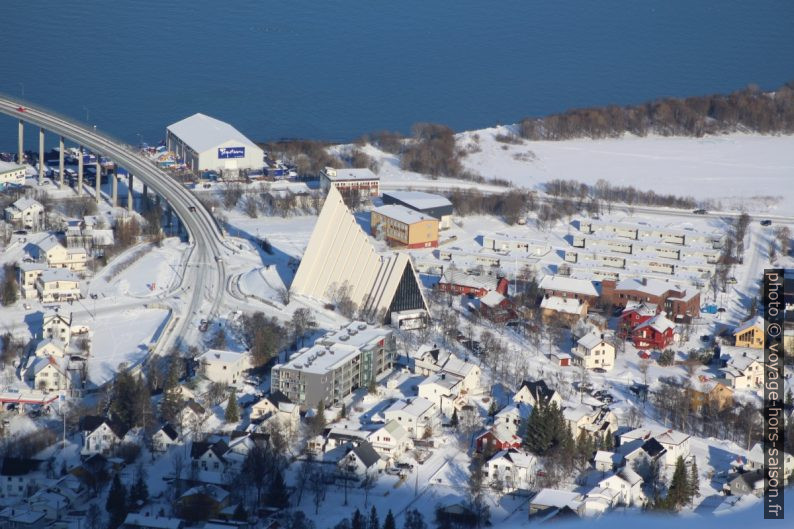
xmin=0 ymin=94 xmax=229 ymax=355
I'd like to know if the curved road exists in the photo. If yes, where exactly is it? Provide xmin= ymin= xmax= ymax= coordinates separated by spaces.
xmin=0 ymin=94 xmax=229 ymax=355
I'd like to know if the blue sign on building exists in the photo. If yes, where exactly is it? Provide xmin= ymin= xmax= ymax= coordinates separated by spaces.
xmin=218 ymin=146 xmax=245 ymax=159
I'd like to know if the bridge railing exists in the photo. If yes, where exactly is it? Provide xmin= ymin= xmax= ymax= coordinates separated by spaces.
xmin=0 ymin=91 xmax=142 ymax=153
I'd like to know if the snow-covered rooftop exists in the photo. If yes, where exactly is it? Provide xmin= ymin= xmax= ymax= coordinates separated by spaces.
xmin=373 ymin=204 xmax=436 ymax=224
xmin=634 ymin=313 xmax=675 ymax=333
xmin=734 ymin=316 xmax=764 ymax=334
xmin=197 ymin=349 xmax=249 ymax=365
xmin=540 ymin=295 xmax=585 ymax=314
xmin=382 ymin=190 xmax=451 ymax=210
xmin=39 ymin=269 xmax=78 ymax=282
xmin=385 ymin=397 xmax=435 ymax=418
xmin=166 ymin=113 xmax=258 ymax=153
xmin=576 ymin=329 xmax=609 ymax=350
xmin=323 ymin=167 xmax=378 ymax=181
xmin=539 ymin=275 xmax=598 ymax=297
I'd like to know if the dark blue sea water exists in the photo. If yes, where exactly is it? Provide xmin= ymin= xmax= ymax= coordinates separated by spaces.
xmin=1 ymin=0 xmax=792 ymax=149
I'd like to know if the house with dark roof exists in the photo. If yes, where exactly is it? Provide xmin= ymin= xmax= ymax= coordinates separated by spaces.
xmin=250 ymin=391 xmax=300 ymax=432
xmin=80 ymin=416 xmax=129 ymax=457
xmin=513 ymin=379 xmax=562 ymax=408
xmin=338 ymin=441 xmax=385 ymax=478
xmin=152 ymin=423 xmax=180 ymax=452
xmin=177 ymin=400 xmax=207 ymax=438
xmin=724 ymin=469 xmax=765 ymax=496
xmin=190 ymin=440 xmax=229 ymax=473
xmin=0 ymin=457 xmax=45 ymax=499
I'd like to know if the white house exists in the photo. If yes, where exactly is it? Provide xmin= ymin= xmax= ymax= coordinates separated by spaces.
xmin=27 ymin=356 xmax=70 ymax=392
xmin=17 ymin=263 xmax=46 ymax=299
xmin=408 ymin=344 xmax=445 ymax=376
xmin=721 ymin=350 xmax=764 ymax=390
xmin=80 ymin=417 xmax=128 ymax=457
xmin=514 ymin=379 xmax=563 ymax=409
xmin=250 ymin=391 xmax=300 ymax=433
xmin=383 ymin=397 xmax=437 ymax=439
xmin=176 ymin=400 xmax=207 ymax=438
xmin=620 ymin=427 xmax=690 ymax=466
xmin=563 ymin=405 xmax=618 ymax=438
xmin=337 ymin=441 xmax=385 ymax=478
xmin=35 ymin=269 xmax=81 ymax=303
xmin=4 ymin=198 xmax=44 ymax=230
xmin=36 ymin=236 xmax=88 ymax=272
xmin=42 ymin=311 xmax=72 ymax=344
xmin=485 ymin=449 xmax=537 ymax=491
xmin=597 ymin=467 xmax=644 ymax=506
xmin=190 ymin=440 xmax=229 ymax=473
xmin=439 ymin=355 xmax=481 ymax=393
xmin=573 ymin=330 xmax=615 ymax=371
xmin=0 ymin=457 xmax=45 ymax=499
xmin=151 ymin=423 xmax=179 ymax=453
xmin=593 ymin=450 xmax=623 ymax=473
xmin=34 ymin=339 xmax=66 ymax=359
xmin=367 ymin=420 xmax=414 ymax=460
xmin=417 ymin=373 xmax=463 ymax=416
xmin=494 ymin=402 xmax=531 ymax=438
xmin=197 ymin=349 xmax=250 ymax=387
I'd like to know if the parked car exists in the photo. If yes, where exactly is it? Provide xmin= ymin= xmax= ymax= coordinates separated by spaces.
xmin=760 ymin=219 xmax=772 ymax=226
xmin=693 ymin=209 xmax=708 ymax=215
xmin=199 ymin=319 xmax=209 ymax=332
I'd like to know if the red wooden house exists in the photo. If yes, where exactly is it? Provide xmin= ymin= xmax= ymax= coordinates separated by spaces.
xmin=618 ymin=301 xmax=659 ymax=338
xmin=475 ymin=425 xmax=522 ymax=453
xmin=437 ymin=268 xmax=508 ymax=298
xmin=631 ymin=313 xmax=675 ymax=350
xmin=478 ymin=290 xmax=516 ymax=323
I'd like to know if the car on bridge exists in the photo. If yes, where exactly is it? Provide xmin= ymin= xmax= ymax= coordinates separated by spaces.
xmin=693 ymin=209 xmax=707 ymax=215
xmin=16 ymin=106 xmax=26 ymax=112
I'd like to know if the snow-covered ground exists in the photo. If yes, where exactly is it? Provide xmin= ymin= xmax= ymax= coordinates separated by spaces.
xmin=87 ymin=307 xmax=170 ymax=384
xmin=349 ymin=128 xmax=794 ymax=215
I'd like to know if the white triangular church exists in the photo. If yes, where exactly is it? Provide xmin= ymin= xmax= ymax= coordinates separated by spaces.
xmin=291 ymin=186 xmax=428 ymax=327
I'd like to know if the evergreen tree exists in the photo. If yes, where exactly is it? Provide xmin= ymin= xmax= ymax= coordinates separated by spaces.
xmin=225 ymin=391 xmax=240 ymax=423
xmin=351 ymin=509 xmax=366 ymax=529
xmin=383 ymin=510 xmax=396 ymax=529
xmin=340 ymin=402 xmax=347 ymax=418
xmin=160 ymin=357 xmax=184 ymax=422
xmin=604 ymin=431 xmax=614 ymax=450
xmin=105 ymin=473 xmax=128 ymax=528
xmin=403 ymin=509 xmax=426 ymax=529
xmin=267 ymin=469 xmax=290 ymax=508
xmin=368 ymin=506 xmax=379 ymax=529
xmin=1 ymin=274 xmax=18 ymax=306
xmin=689 ymin=458 xmax=700 ymax=503
xmin=524 ymin=403 xmax=546 ymax=453
xmin=129 ymin=473 xmax=149 ymax=506
xmin=667 ymin=456 xmax=689 ymax=509
xmin=450 ymin=409 xmax=459 ymax=427
xmin=487 ymin=400 xmax=498 ymax=417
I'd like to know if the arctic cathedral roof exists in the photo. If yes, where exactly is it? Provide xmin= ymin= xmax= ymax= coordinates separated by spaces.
xmin=290 ymin=186 xmax=427 ymax=321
